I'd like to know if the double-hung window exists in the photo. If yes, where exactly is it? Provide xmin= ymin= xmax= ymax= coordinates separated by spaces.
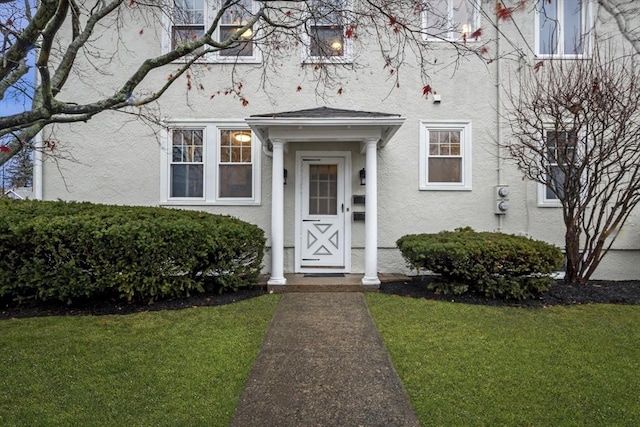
xmin=218 ymin=0 xmax=255 ymax=59
xmin=171 ymin=129 xmax=204 ymax=198
xmin=423 ymin=0 xmax=480 ymax=41
xmin=162 ymin=122 xmax=261 ymax=204
xmin=304 ymin=0 xmax=353 ymax=63
xmin=536 ymin=0 xmax=591 ymax=57
xmin=171 ymin=0 xmax=205 ymax=50
xmin=218 ymin=129 xmax=253 ymax=198
xmin=167 ymin=0 xmax=260 ymax=63
xmin=419 ymin=121 xmax=472 ymax=190
xmin=539 ymin=129 xmax=576 ymax=206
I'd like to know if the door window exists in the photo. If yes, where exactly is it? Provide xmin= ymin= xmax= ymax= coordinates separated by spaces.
xmin=308 ymin=164 xmax=338 ymax=215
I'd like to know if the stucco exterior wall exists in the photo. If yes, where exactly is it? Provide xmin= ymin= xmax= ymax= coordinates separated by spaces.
xmin=39 ymin=1 xmax=639 ymax=281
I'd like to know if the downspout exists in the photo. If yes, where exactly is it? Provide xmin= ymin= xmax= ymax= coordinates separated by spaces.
xmin=33 ymin=131 xmax=43 ymax=199
xmin=33 ymin=54 xmax=43 ymax=200
xmin=496 ymin=16 xmax=504 ymax=231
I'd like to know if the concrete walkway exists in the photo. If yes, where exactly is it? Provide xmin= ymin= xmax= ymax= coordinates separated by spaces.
xmin=230 ymin=293 xmax=420 ymax=427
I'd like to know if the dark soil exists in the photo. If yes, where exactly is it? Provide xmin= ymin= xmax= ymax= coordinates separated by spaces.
xmin=379 ymin=276 xmax=640 ymax=308
xmin=2 ymin=277 xmax=639 ymax=319
xmin=0 ymin=286 xmax=269 ymax=319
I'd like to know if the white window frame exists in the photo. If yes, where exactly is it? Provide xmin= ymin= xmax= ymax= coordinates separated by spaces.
xmin=422 ymin=0 xmax=481 ymax=42
xmin=162 ymin=0 xmax=262 ymax=64
xmin=160 ymin=120 xmax=261 ymax=205
xmin=302 ymin=0 xmax=354 ymax=64
xmin=535 ymin=0 xmax=592 ymax=59
xmin=538 ymin=128 xmax=577 ymax=208
xmin=419 ymin=120 xmax=472 ymax=191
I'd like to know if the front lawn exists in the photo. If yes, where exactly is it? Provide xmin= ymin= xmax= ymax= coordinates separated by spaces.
xmin=0 ymin=295 xmax=279 ymax=427
xmin=366 ymin=293 xmax=640 ymax=426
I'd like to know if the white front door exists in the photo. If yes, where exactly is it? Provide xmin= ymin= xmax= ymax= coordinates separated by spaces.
xmin=296 ymin=153 xmax=351 ymax=272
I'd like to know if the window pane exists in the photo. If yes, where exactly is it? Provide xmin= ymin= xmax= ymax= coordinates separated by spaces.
xmin=310 ymin=0 xmax=344 ymax=57
xmin=220 ymin=130 xmax=252 ymax=163
xmin=429 ymin=130 xmax=461 ymax=157
xmin=172 ymin=27 xmax=205 ymax=50
xmin=538 ymin=0 xmax=558 ymax=54
xmin=546 ymin=165 xmax=565 ymax=200
xmin=311 ymin=0 xmax=344 ymax=25
xmin=546 ymin=130 xmax=577 ymax=163
xmin=452 ymin=0 xmax=476 ymax=39
xmin=219 ymin=165 xmax=252 ymax=198
xmin=219 ymin=26 xmax=254 ymax=57
xmin=309 ymin=164 xmax=337 ymax=215
xmin=310 ymin=27 xmax=344 ymax=56
xmin=428 ymin=158 xmax=462 ymax=183
xmin=425 ymin=0 xmax=476 ymax=39
xmin=171 ymin=164 xmax=203 ymax=197
xmin=425 ymin=0 xmax=450 ymax=37
xmin=221 ymin=0 xmax=252 ymax=24
xmin=563 ymin=0 xmax=583 ymax=54
xmin=173 ymin=129 xmax=203 ymax=162
xmin=173 ymin=0 xmax=204 ymax=24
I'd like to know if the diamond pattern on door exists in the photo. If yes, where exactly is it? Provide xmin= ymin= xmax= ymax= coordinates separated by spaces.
xmin=302 ymin=221 xmax=342 ymax=266
xmin=306 ymin=223 xmax=339 ymax=253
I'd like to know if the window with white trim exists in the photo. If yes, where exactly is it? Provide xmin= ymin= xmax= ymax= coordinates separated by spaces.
xmin=422 ymin=0 xmax=480 ymax=42
xmin=419 ymin=121 xmax=472 ymax=190
xmin=162 ymin=122 xmax=261 ymax=204
xmin=303 ymin=0 xmax=353 ymax=63
xmin=538 ymin=129 xmax=576 ymax=207
xmin=166 ymin=0 xmax=260 ymax=63
xmin=171 ymin=128 xmax=204 ymax=198
xmin=536 ymin=0 xmax=591 ymax=57
xmin=171 ymin=0 xmax=205 ymax=50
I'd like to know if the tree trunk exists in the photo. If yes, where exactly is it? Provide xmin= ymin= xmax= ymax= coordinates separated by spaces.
xmin=564 ymin=220 xmax=585 ymax=285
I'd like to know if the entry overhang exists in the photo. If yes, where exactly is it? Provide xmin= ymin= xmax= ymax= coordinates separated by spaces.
xmin=249 ymin=107 xmax=405 ymax=288
xmin=246 ymin=107 xmax=405 ymax=148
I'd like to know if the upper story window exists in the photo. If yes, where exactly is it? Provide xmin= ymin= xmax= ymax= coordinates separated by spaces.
xmin=423 ymin=0 xmax=480 ymax=42
xmin=218 ymin=0 xmax=255 ymax=58
xmin=539 ymin=129 xmax=576 ymax=206
xmin=161 ymin=121 xmax=261 ymax=205
xmin=172 ymin=0 xmax=205 ymax=50
xmin=303 ymin=0 xmax=353 ymax=63
xmin=167 ymin=0 xmax=260 ymax=63
xmin=536 ymin=0 xmax=591 ymax=58
xmin=419 ymin=121 xmax=472 ymax=191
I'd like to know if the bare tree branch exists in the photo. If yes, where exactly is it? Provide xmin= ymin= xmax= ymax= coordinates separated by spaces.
xmin=505 ymin=44 xmax=640 ymax=284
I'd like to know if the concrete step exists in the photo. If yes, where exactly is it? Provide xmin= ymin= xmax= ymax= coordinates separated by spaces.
xmin=262 ymin=273 xmax=409 ymax=293
xmin=268 ymin=283 xmax=379 ymax=293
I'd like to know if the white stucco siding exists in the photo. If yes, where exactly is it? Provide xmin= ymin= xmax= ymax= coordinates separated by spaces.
xmin=39 ymin=1 xmax=639 ymax=280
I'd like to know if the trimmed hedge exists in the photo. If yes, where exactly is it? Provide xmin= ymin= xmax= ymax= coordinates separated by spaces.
xmin=0 ymin=199 xmax=265 ymax=304
xmin=396 ymin=227 xmax=563 ymax=300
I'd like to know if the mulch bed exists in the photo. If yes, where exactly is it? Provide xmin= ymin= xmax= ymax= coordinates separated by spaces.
xmin=2 ymin=277 xmax=639 ymax=319
xmin=380 ymin=276 xmax=640 ymax=308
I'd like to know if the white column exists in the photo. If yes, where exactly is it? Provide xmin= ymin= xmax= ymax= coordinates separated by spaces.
xmin=362 ymin=139 xmax=380 ymax=286
xmin=268 ymin=140 xmax=287 ymax=285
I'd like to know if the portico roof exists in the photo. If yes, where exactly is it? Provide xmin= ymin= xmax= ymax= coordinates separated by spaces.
xmin=246 ymin=107 xmax=405 ymax=149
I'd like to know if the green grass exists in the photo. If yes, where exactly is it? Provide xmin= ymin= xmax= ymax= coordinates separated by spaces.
xmin=366 ymin=293 xmax=640 ymax=426
xmin=0 ymin=295 xmax=279 ymax=427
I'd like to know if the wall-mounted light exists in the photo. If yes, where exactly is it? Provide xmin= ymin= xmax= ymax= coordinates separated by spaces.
xmin=283 ymin=168 xmax=288 ymax=185
xmin=359 ymin=168 xmax=366 ymax=186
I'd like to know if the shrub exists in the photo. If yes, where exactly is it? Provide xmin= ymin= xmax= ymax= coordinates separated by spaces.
xmin=396 ymin=227 xmax=563 ymax=300
xmin=0 ymin=199 xmax=265 ymax=304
